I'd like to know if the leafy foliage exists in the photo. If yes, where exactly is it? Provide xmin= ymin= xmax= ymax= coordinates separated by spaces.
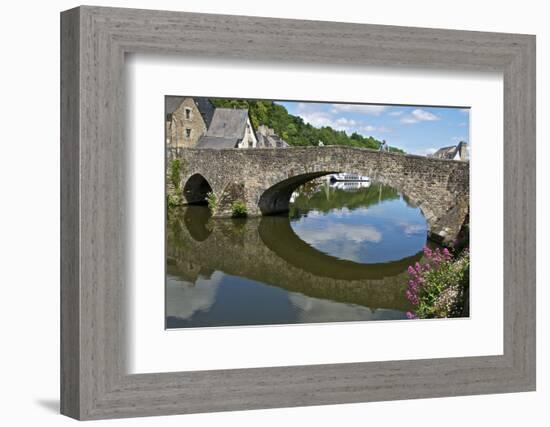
xmin=167 ymin=159 xmax=183 ymax=208
xmin=209 ymin=99 xmax=404 ymax=152
xmin=231 ymin=200 xmax=248 ymax=218
xmin=169 ymin=159 xmax=182 ymax=190
xmin=167 ymin=194 xmax=181 ymax=209
xmin=289 ymin=182 xmax=399 ymax=218
xmin=405 ymin=247 xmax=469 ymax=319
xmin=206 ymin=191 xmax=217 ymax=213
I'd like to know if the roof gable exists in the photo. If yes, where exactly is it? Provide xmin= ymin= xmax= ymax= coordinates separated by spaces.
xmin=165 ymin=96 xmax=215 ymax=127
xmin=206 ymin=108 xmax=249 ymax=139
xmin=194 ymin=98 xmax=215 ymax=128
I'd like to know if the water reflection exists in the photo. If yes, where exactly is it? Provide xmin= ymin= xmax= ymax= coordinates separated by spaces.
xmin=166 ymin=181 xmax=431 ymax=328
xmin=290 ymin=181 xmax=428 ymax=263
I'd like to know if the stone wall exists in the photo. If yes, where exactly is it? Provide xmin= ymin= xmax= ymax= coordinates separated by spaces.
xmin=167 ymin=212 xmax=417 ymax=312
xmin=170 ymin=146 xmax=470 ymax=243
xmin=166 ymin=97 xmax=207 ymax=149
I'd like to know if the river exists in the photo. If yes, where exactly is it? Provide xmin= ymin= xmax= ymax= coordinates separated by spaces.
xmin=166 ymin=180 xmax=431 ymax=328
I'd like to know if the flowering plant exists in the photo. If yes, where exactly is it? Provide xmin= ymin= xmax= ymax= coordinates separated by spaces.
xmin=405 ymin=246 xmax=469 ymax=319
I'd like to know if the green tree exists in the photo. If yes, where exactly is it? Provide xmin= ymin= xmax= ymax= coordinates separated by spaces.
xmin=209 ymin=98 xmax=405 ymax=153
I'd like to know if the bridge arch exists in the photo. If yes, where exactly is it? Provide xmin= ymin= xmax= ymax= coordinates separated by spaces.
xmin=258 ymin=171 xmax=338 ymax=215
xmin=258 ymin=174 xmax=436 ymax=243
xmin=167 ymin=214 xmax=417 ymax=311
xmin=173 ymin=147 xmax=470 ymax=243
xmin=183 ymin=173 xmax=213 ymax=205
xmin=183 ymin=206 xmax=212 ymax=242
xmin=258 ymin=216 xmax=423 ymax=280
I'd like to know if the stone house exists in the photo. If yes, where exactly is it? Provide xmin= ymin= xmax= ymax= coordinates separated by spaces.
xmin=256 ymin=124 xmax=290 ymax=148
xmin=196 ymin=108 xmax=258 ymax=149
xmin=165 ymin=97 xmax=215 ymax=148
xmin=431 ymin=141 xmax=469 ymax=161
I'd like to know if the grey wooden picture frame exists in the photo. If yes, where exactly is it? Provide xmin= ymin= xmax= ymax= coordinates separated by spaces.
xmin=60 ymin=5 xmax=536 ymax=421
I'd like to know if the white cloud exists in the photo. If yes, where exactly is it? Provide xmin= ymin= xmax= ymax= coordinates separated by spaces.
xmin=294 ymin=103 xmax=389 ymax=136
xmin=298 ymin=110 xmax=334 ymax=128
xmin=397 ymin=221 xmax=426 ymax=236
xmin=294 ymin=222 xmax=382 ymax=245
xmin=290 ymin=215 xmax=385 ymax=263
xmin=165 ymin=272 xmax=222 ymax=320
xmin=287 ymin=293 xmax=404 ymax=323
xmin=335 ymin=117 xmax=358 ymax=127
xmin=401 ymin=109 xmax=439 ymax=124
xmin=389 ymin=111 xmax=403 ymax=116
xmin=308 ymin=115 xmax=355 ymax=132
xmin=330 ymin=104 xmax=388 ymax=116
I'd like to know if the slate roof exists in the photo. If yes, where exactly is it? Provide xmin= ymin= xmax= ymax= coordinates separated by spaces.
xmin=206 ymin=108 xmax=249 ymax=139
xmin=194 ymin=98 xmax=215 ymax=128
xmin=431 ymin=141 xmax=469 ymax=161
xmin=165 ymin=96 xmax=185 ymax=116
xmin=432 ymin=145 xmax=457 ymax=159
xmin=164 ymin=96 xmax=215 ymax=127
xmin=255 ymin=124 xmax=290 ymax=148
xmin=196 ymin=136 xmax=240 ymax=149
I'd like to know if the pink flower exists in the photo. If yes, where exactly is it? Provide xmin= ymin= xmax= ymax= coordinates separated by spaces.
xmin=423 ymin=246 xmax=433 ymax=258
xmin=406 ymin=311 xmax=417 ymax=319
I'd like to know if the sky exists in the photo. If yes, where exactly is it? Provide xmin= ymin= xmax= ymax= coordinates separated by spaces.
xmin=277 ymin=101 xmax=470 ymax=156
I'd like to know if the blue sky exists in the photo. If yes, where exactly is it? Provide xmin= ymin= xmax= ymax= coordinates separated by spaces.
xmin=276 ymin=101 xmax=470 ymax=156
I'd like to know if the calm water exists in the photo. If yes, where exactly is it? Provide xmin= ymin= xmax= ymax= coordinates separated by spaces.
xmin=166 ymin=181 xmax=430 ymax=328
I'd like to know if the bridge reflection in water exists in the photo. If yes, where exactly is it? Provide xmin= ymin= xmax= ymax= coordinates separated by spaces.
xmin=167 ymin=182 xmax=434 ymax=328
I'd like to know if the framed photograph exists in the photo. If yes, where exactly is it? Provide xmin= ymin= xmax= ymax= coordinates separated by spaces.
xmin=164 ymin=96 xmax=470 ymax=329
xmin=61 ymin=6 xmax=536 ymax=420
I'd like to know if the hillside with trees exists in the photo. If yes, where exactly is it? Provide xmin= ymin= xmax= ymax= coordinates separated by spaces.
xmin=289 ymin=183 xmax=400 ymax=219
xmin=209 ymin=99 xmax=404 ymax=153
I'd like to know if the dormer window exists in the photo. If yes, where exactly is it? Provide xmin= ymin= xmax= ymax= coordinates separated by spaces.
xmin=185 ymin=108 xmax=191 ymax=120
xmin=185 ymin=128 xmax=192 ymax=138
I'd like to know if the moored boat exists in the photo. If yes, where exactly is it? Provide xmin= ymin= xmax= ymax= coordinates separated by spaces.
xmin=329 ymin=173 xmax=370 ymax=182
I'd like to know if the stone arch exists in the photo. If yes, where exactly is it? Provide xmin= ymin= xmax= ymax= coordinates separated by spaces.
xmin=258 ymin=171 xmax=338 ymax=215
xmin=182 ymin=173 xmax=213 ymax=205
xmin=258 ymin=216 xmax=423 ymax=280
xmin=257 ymin=170 xmax=442 ymax=241
xmin=176 ymin=147 xmax=470 ymax=243
xmin=183 ymin=206 xmax=212 ymax=242
xmin=341 ymin=173 xmax=440 ymax=239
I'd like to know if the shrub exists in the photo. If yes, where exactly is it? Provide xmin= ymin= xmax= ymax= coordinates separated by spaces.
xmin=405 ymin=247 xmax=469 ymax=319
xmin=166 ymin=193 xmax=182 ymax=209
xmin=231 ymin=200 xmax=248 ymax=218
xmin=206 ymin=192 xmax=217 ymax=213
xmin=166 ymin=159 xmax=183 ymax=209
xmin=169 ymin=159 xmax=181 ymax=191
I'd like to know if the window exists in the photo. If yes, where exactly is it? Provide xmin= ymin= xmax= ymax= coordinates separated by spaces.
xmin=185 ymin=108 xmax=191 ymax=120
xmin=185 ymin=128 xmax=192 ymax=138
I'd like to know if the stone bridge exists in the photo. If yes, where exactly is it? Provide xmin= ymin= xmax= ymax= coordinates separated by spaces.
xmin=167 ymin=211 xmax=419 ymax=314
xmin=172 ymin=146 xmax=469 ymax=243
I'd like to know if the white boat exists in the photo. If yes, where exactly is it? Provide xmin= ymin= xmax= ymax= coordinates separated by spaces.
xmin=329 ymin=180 xmax=371 ymax=190
xmin=329 ymin=173 xmax=370 ymax=182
